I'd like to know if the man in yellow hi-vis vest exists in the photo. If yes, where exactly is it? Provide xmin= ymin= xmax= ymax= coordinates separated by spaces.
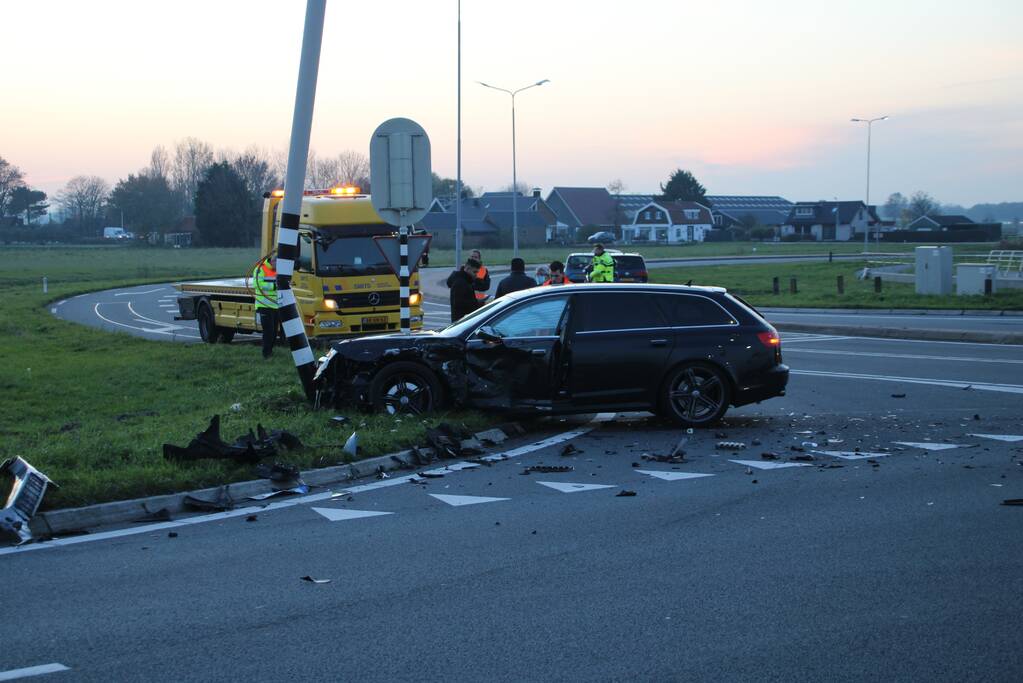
xmin=252 ymin=255 xmax=279 ymax=359
xmin=588 ymin=243 xmax=615 ymax=283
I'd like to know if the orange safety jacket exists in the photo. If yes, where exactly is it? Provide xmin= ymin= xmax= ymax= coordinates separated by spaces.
xmin=474 ymin=265 xmax=490 ymax=301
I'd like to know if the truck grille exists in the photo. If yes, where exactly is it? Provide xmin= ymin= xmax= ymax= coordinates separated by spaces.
xmin=331 ymin=291 xmax=400 ymax=310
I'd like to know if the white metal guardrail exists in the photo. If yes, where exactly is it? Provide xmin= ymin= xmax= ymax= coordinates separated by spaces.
xmin=986 ymin=250 xmax=1023 ymax=277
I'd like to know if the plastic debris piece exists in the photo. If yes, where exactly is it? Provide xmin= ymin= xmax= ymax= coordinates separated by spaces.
xmin=343 ymin=432 xmax=359 ymax=457
xmin=891 ymin=393 xmax=906 ymax=399
xmin=300 ymin=576 xmax=332 ymax=584
xmin=1002 ymin=499 xmax=1023 ymax=506
xmin=616 ymin=490 xmax=637 ymax=497
xmin=230 ymin=403 xmax=243 ymax=412
xmin=330 ymin=415 xmax=350 ymax=425
xmin=716 ymin=441 xmax=746 ymax=451
xmin=168 ymin=532 xmax=178 ymax=538
xmin=523 ymin=465 xmax=573 ymax=474
xmin=790 ymin=454 xmax=815 ymax=462
xmin=560 ymin=443 xmax=582 ymax=457
xmin=1 ymin=457 xmax=56 ymax=545
xmin=246 ymin=515 xmax=258 ymax=522
xmin=760 ymin=452 xmax=780 ymax=460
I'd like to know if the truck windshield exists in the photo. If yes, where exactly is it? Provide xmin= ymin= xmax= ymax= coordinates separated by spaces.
xmin=315 ymin=236 xmax=392 ymax=276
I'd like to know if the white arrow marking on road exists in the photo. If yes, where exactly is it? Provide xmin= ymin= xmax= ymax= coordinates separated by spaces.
xmin=0 ymin=663 xmax=70 ymax=681
xmin=729 ymin=459 xmax=813 ymax=470
xmin=894 ymin=442 xmax=966 ymax=451
xmin=635 ymin=470 xmax=715 ymax=481
xmin=429 ymin=493 xmax=509 ymax=507
xmin=968 ymin=433 xmax=1023 ymax=443
xmin=312 ymin=507 xmax=393 ymax=521
xmin=812 ymin=450 xmax=889 ymax=460
xmin=536 ymin=481 xmax=617 ymax=493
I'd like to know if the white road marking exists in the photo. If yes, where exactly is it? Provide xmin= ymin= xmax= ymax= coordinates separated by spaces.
xmin=422 ymin=301 xmax=450 ymax=309
xmin=312 ymin=507 xmax=393 ymax=522
xmin=55 ymin=300 xmax=66 ymax=306
xmin=50 ymin=307 xmax=56 ymax=314
xmin=729 ymin=459 xmax=813 ymax=470
xmin=0 ymin=663 xmax=70 ymax=680
xmin=536 ymin=481 xmax=617 ymax=493
xmin=791 ymin=369 xmax=1023 ymax=395
xmin=894 ymin=442 xmax=968 ymax=451
xmin=115 ymin=287 xmax=165 ymax=296
xmin=159 ymin=304 xmax=176 ymax=308
xmin=1 ymin=418 xmax=612 ymax=557
xmin=781 ymin=334 xmax=851 ymax=343
xmin=785 ymin=348 xmax=1023 ymax=364
xmin=635 ymin=470 xmax=715 ymax=481
xmin=429 ymin=493 xmax=509 ymax=507
xmin=968 ymin=433 xmax=1023 ymax=442
xmin=812 ymin=450 xmax=889 ymax=460
xmin=92 ymin=303 xmax=200 ymax=339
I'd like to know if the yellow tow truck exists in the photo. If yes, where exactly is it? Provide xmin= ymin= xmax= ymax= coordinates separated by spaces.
xmin=175 ymin=186 xmax=426 ymax=343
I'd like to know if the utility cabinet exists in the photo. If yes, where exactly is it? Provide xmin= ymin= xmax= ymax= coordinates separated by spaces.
xmin=956 ymin=264 xmax=997 ymax=296
xmin=915 ymin=246 xmax=953 ymax=296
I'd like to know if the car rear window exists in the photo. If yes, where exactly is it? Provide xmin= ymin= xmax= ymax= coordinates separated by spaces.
xmin=614 ymin=256 xmax=645 ymax=271
xmin=566 ymin=255 xmax=589 ymax=269
xmin=654 ymin=294 xmax=736 ymax=326
xmin=576 ymin=293 xmax=667 ymax=332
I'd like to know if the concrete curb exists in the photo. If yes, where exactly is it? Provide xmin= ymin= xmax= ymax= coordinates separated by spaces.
xmin=29 ymin=425 xmax=523 ymax=537
xmin=775 ymin=322 xmax=1023 ymax=345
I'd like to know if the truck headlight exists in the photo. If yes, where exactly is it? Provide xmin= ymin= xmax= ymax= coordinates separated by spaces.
xmin=409 ymin=292 xmax=422 ymax=306
xmin=323 ymin=299 xmax=338 ymax=310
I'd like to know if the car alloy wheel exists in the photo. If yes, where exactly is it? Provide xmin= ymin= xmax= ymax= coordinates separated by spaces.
xmin=664 ymin=363 xmax=729 ymax=425
xmin=369 ymin=361 xmax=442 ymax=415
xmin=381 ymin=377 xmax=432 ymax=415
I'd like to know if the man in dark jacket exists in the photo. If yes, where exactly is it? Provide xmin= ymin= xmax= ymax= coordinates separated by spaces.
xmin=495 ymin=257 xmax=536 ymax=298
xmin=448 ymin=258 xmax=482 ymax=322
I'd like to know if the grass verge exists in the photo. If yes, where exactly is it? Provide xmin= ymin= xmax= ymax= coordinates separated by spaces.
xmin=650 ymin=260 xmax=1023 ymax=310
xmin=0 ymin=246 xmax=494 ymax=510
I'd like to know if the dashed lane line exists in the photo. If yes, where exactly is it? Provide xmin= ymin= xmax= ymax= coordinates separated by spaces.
xmin=114 ymin=287 xmax=166 ymax=296
xmin=0 ymin=663 xmax=70 ymax=681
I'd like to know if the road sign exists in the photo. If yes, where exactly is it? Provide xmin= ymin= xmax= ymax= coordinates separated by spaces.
xmin=373 ymin=234 xmax=432 ymax=275
xmin=370 ymin=118 xmax=432 ymax=227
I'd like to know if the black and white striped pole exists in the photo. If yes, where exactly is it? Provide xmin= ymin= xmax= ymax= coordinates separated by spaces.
xmin=370 ymin=118 xmax=432 ymax=336
xmin=275 ymin=0 xmax=325 ymax=399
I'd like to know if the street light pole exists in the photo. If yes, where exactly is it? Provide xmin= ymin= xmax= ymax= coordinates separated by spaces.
xmin=851 ymin=115 xmax=888 ymax=252
xmin=478 ymin=79 xmax=550 ymax=258
xmin=454 ymin=0 xmax=463 ymax=267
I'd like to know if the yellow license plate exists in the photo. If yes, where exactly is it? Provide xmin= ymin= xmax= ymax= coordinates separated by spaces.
xmin=361 ymin=316 xmax=389 ymax=325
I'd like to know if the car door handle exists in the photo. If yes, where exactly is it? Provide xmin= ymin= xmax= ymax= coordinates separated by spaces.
xmin=649 ymin=339 xmax=668 ymax=347
xmin=531 ymin=349 xmax=548 ymax=356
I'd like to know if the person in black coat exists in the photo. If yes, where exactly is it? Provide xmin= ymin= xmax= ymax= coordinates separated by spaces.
xmin=448 ymin=258 xmax=482 ymax=322
xmin=495 ymin=257 xmax=537 ymax=298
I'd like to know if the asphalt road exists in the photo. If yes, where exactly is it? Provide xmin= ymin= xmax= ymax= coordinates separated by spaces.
xmin=3 ymin=334 xmax=1023 ymax=681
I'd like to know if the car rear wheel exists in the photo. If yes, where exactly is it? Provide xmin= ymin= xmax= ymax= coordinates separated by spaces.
xmin=197 ymin=301 xmax=221 ymax=344
xmin=218 ymin=329 xmax=235 ymax=344
xmin=661 ymin=362 xmax=730 ymax=426
xmin=369 ymin=362 xmax=443 ymax=415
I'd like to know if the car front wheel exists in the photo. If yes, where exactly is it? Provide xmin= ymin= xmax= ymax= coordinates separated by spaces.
xmin=661 ymin=362 xmax=731 ymax=426
xmin=368 ymin=362 xmax=443 ymax=415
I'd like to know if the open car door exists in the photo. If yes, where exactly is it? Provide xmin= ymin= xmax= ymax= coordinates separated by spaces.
xmin=463 ymin=294 xmax=571 ymax=410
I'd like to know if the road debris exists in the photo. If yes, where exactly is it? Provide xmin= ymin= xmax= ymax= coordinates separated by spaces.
xmin=168 ymin=532 xmax=178 ymax=538
xmin=330 ymin=415 xmax=350 ymax=425
xmin=182 ymin=488 xmax=235 ymax=512
xmin=1 ymin=456 xmax=57 ymax=545
xmin=891 ymin=393 xmax=906 ymax=399
xmin=522 ymin=465 xmax=574 ymax=474
xmin=560 ymin=443 xmax=582 ymax=457
xmin=342 ymin=432 xmax=359 ymax=457
xmin=641 ymin=453 xmax=686 ymax=464
xmin=716 ymin=441 xmax=747 ymax=451
xmin=760 ymin=452 xmax=780 ymax=460
xmin=616 ymin=490 xmax=637 ymax=497
xmin=163 ymin=415 xmax=302 ymax=464
xmin=300 ymin=576 xmax=332 ymax=584
xmin=1002 ymin=499 xmax=1023 ymax=506
xmin=790 ymin=454 xmax=815 ymax=462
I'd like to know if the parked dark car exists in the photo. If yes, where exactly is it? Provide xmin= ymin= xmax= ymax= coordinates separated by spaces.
xmin=565 ymin=252 xmax=648 ymax=283
xmin=586 ymin=231 xmax=617 ymax=244
xmin=314 ymin=284 xmax=788 ymax=426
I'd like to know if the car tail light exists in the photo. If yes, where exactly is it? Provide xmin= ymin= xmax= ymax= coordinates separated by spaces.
xmin=635 ymin=270 xmax=648 ymax=280
xmin=757 ymin=329 xmax=782 ymax=362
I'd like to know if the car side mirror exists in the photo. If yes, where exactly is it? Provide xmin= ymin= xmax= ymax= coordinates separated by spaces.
xmin=476 ymin=325 xmax=503 ymax=343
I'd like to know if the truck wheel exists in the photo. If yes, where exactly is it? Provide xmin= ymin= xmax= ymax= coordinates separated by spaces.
xmin=218 ymin=329 xmax=235 ymax=344
xmin=659 ymin=362 xmax=731 ymax=427
xmin=197 ymin=302 xmax=221 ymax=344
xmin=369 ymin=362 xmax=443 ymax=415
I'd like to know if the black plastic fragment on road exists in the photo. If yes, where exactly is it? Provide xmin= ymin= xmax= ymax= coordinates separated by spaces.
xmin=522 ymin=465 xmax=574 ymax=474
xmin=182 ymin=488 xmax=235 ymax=512
xmin=616 ymin=490 xmax=637 ymax=497
xmin=560 ymin=444 xmax=582 ymax=457
xmin=300 ymin=576 xmax=331 ymax=584
xmin=1002 ymin=499 xmax=1023 ymax=506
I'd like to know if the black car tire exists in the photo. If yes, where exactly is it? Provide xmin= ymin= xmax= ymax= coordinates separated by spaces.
xmin=218 ymin=329 xmax=235 ymax=344
xmin=660 ymin=362 xmax=731 ymax=426
xmin=197 ymin=301 xmax=221 ymax=344
xmin=369 ymin=362 xmax=443 ymax=415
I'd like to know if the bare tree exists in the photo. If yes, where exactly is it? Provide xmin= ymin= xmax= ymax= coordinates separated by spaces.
xmin=171 ymin=137 xmax=214 ymax=211
xmin=56 ymin=176 xmax=110 ymax=232
xmin=148 ymin=145 xmax=171 ymax=179
xmin=501 ymin=181 xmax=532 ymax=195
xmin=230 ymin=147 xmax=281 ymax=199
xmin=305 ymin=149 xmax=336 ymax=189
xmin=607 ymin=178 xmax=626 ymax=195
xmin=0 ymin=156 xmax=27 ymax=218
xmin=907 ymin=191 xmax=939 ymax=221
xmin=335 ymin=150 xmax=370 ymax=188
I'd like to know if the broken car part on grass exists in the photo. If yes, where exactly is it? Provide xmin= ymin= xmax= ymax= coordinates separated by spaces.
xmin=1 ymin=457 xmax=56 ymax=545
xmin=162 ymin=415 xmax=302 ymax=464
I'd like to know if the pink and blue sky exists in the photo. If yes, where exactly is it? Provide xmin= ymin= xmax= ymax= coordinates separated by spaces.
xmin=4 ymin=0 xmax=1021 ymax=205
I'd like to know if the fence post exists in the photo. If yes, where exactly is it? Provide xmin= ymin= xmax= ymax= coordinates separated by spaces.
xmin=790 ymin=277 xmax=798 ymax=294
xmin=837 ymin=275 xmax=844 ymax=294
xmin=984 ymin=278 xmax=993 ymax=296
xmin=874 ymin=276 xmax=882 ymax=293
xmin=772 ymin=277 xmax=779 ymax=295
xmin=42 ymin=276 xmax=48 ymax=294
xmin=829 ymin=251 xmax=833 ymax=263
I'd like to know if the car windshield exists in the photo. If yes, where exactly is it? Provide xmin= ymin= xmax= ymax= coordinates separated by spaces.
xmin=566 ymin=255 xmax=590 ymax=269
xmin=315 ymin=235 xmax=392 ymax=276
xmin=439 ymin=296 xmax=511 ymax=336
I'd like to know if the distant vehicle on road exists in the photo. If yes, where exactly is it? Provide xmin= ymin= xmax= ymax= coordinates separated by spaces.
xmin=103 ymin=227 xmax=133 ymax=239
xmin=314 ymin=284 xmax=788 ymax=426
xmin=565 ymin=251 xmax=648 ymax=283
xmin=586 ymin=231 xmax=616 ymax=244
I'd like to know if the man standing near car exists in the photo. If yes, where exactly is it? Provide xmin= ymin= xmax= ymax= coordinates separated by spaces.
xmin=448 ymin=258 xmax=482 ymax=322
xmin=252 ymin=254 xmax=279 ymax=359
xmin=543 ymin=261 xmax=570 ymax=286
xmin=495 ymin=257 xmax=536 ymax=298
xmin=469 ymin=249 xmax=491 ymax=303
xmin=588 ymin=243 xmax=615 ymax=283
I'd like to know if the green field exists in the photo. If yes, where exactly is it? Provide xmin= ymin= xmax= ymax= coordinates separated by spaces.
xmin=650 ymin=260 xmax=1023 ymax=310
xmin=0 ymin=246 xmax=491 ymax=510
xmin=426 ymin=242 xmax=997 ymax=268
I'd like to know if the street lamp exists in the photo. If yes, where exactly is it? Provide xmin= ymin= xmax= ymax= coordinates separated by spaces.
xmin=478 ymin=78 xmax=550 ymax=257
xmin=851 ymin=115 xmax=888 ymax=251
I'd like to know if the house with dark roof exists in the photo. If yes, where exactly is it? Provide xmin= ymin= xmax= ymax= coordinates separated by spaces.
xmin=781 ymin=201 xmax=880 ymax=240
xmin=545 ymin=187 xmax=620 ymax=240
xmin=906 ymin=214 xmax=974 ymax=231
xmin=623 ymin=200 xmax=714 ymax=243
xmin=705 ymin=195 xmax=793 ymax=230
xmin=418 ymin=191 xmax=555 ymax=247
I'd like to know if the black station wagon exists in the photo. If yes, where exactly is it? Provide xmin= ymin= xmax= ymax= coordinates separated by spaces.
xmin=314 ymin=284 xmax=788 ymax=426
